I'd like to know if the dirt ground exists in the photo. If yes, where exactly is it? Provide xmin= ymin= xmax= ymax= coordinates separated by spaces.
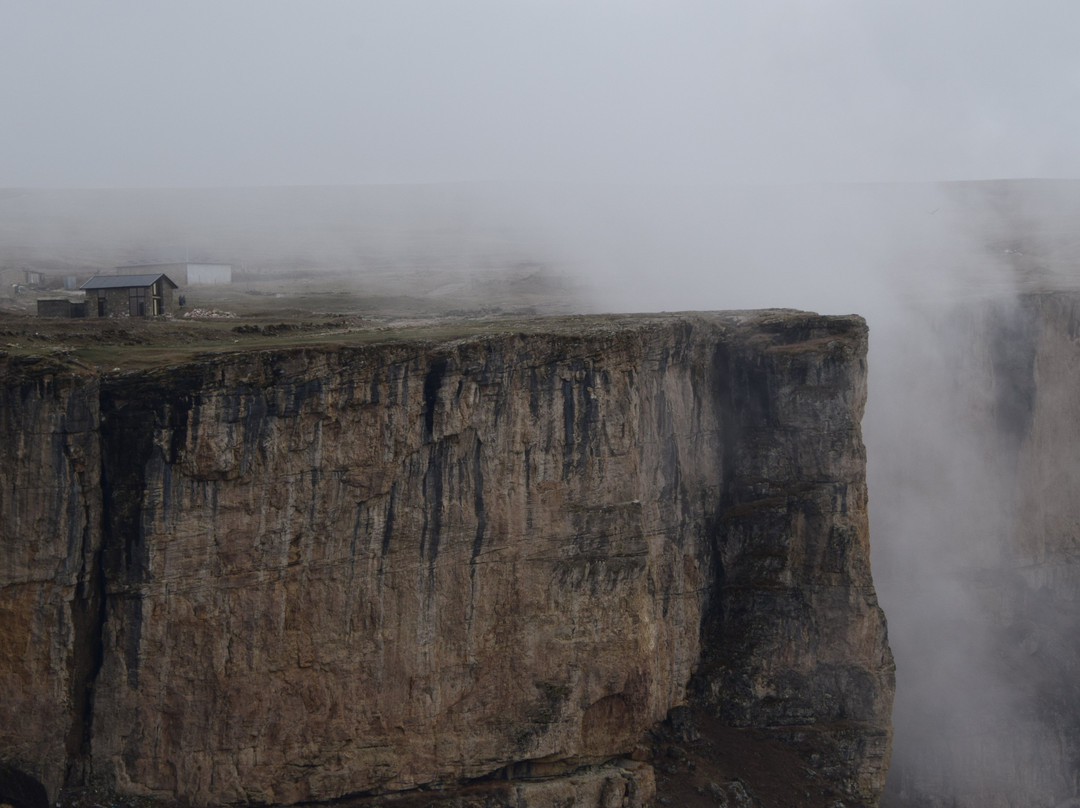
xmin=644 ymin=709 xmax=852 ymax=808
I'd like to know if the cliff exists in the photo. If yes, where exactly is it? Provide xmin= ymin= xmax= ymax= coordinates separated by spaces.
xmin=0 ymin=312 xmax=893 ymax=808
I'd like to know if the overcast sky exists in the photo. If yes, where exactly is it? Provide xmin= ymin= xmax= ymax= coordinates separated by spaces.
xmin=2 ymin=1 xmax=1078 ymax=188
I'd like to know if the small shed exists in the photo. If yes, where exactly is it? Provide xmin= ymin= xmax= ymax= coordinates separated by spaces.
xmin=37 ymin=299 xmax=87 ymax=318
xmin=81 ymin=273 xmax=178 ymax=318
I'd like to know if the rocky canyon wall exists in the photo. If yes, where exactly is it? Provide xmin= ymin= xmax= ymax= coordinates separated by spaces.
xmin=0 ymin=312 xmax=893 ymax=807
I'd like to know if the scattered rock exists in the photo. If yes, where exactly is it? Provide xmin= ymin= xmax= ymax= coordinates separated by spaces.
xmin=182 ymin=308 xmax=236 ymax=318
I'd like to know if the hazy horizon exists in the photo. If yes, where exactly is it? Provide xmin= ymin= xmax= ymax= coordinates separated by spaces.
xmin=4 ymin=2 xmax=1080 ymax=189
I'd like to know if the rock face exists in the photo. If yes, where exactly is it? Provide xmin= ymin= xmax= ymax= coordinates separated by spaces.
xmin=0 ymin=364 xmax=102 ymax=796
xmin=0 ymin=312 xmax=893 ymax=807
xmin=876 ymin=293 xmax=1080 ymax=808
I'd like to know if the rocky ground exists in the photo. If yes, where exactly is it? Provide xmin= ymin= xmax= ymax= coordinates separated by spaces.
xmin=645 ymin=709 xmax=852 ymax=808
xmin=49 ymin=710 xmax=855 ymax=808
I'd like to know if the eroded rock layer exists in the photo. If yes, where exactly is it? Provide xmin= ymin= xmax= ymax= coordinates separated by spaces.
xmin=0 ymin=312 xmax=893 ymax=807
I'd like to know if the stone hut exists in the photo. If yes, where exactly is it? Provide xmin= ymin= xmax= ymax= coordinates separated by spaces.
xmin=81 ymin=273 xmax=178 ymax=318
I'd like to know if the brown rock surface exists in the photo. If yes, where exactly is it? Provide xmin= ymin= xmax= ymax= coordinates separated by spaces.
xmin=0 ymin=360 xmax=102 ymax=800
xmin=0 ymin=312 xmax=892 ymax=807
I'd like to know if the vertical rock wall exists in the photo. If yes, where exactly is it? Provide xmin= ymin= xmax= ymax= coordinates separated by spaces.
xmin=696 ymin=319 xmax=893 ymax=800
xmin=0 ymin=363 xmax=102 ymax=799
xmin=0 ymin=313 xmax=893 ymax=807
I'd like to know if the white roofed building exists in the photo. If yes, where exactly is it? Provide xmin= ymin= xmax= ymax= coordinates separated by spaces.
xmin=117 ymin=262 xmax=231 ymax=285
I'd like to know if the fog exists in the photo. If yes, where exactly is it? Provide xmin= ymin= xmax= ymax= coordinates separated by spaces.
xmin=3 ymin=2 xmax=1080 ymax=188
xmin=6 ymin=3 xmax=1080 ymax=806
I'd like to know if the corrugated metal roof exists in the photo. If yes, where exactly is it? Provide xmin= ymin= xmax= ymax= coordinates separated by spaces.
xmin=115 ymin=263 xmax=186 ymax=270
xmin=81 ymin=273 xmax=178 ymax=290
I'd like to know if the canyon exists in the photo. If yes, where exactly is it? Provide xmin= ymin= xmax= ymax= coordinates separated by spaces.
xmin=1 ymin=310 xmax=894 ymax=808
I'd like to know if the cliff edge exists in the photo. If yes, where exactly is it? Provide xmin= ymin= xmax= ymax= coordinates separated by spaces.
xmin=0 ymin=311 xmax=893 ymax=807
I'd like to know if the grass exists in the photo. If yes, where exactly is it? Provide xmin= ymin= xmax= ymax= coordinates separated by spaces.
xmin=0 ymin=316 xmax=500 ymax=371
xmin=0 ymin=309 xmax=641 ymax=373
